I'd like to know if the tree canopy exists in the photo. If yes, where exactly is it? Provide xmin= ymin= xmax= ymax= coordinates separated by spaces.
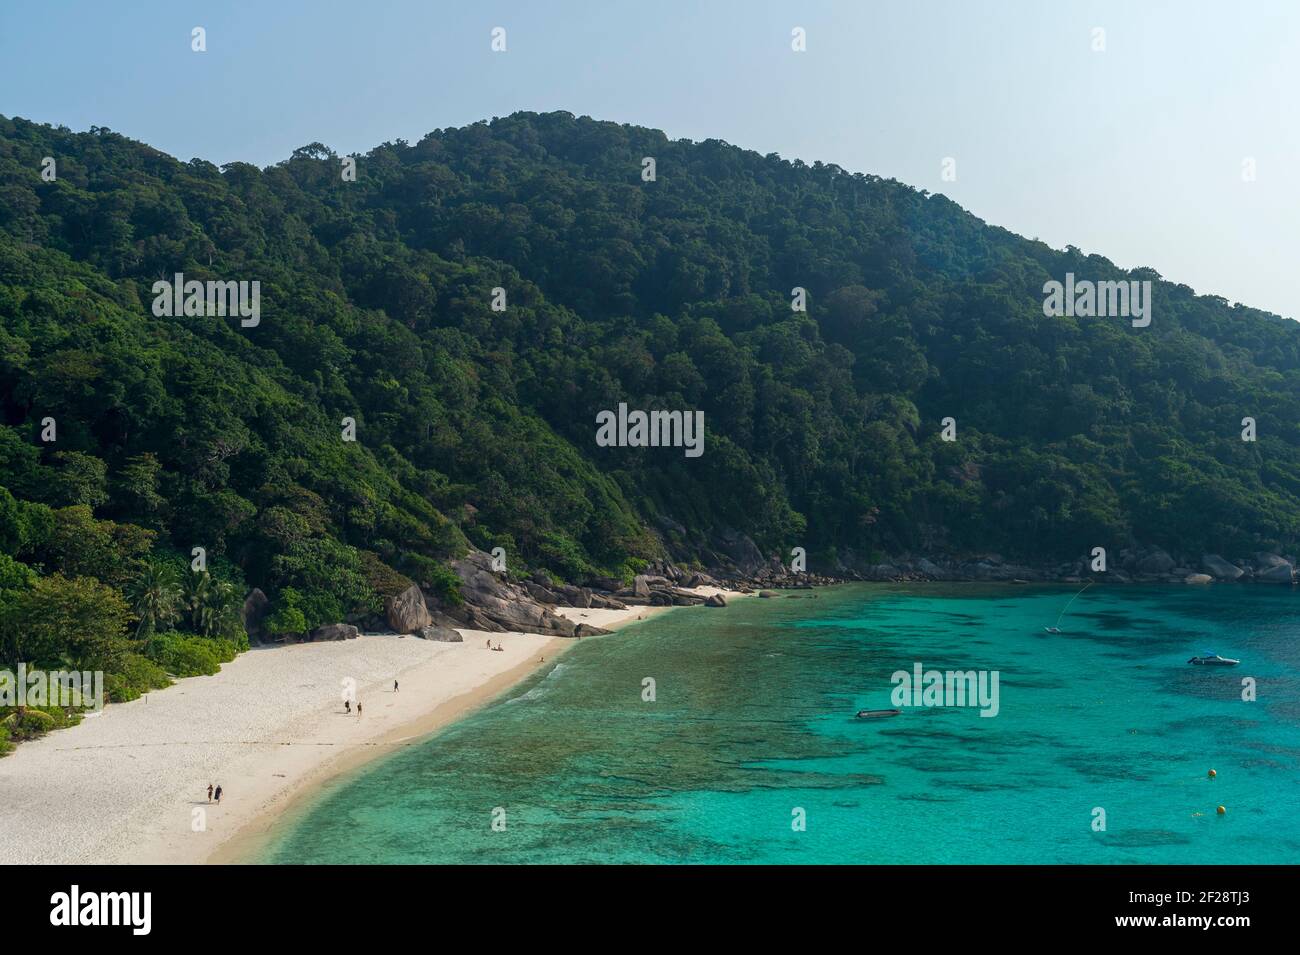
xmin=1 ymin=109 xmax=1298 ymax=644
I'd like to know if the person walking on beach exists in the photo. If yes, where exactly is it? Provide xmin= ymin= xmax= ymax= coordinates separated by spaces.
xmin=394 ymin=679 xmax=399 ymax=692
xmin=214 ymin=785 xmax=223 ymax=805
xmin=345 ymin=699 xmax=351 ymax=714
xmin=207 ymin=783 xmax=213 ymax=803
xmin=357 ymin=702 xmax=363 ymax=717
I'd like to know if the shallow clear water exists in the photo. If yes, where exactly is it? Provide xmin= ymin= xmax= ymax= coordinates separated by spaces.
xmin=260 ymin=584 xmax=1300 ymax=864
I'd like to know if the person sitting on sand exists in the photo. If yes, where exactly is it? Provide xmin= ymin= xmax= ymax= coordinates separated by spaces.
xmin=214 ymin=785 xmax=222 ymax=804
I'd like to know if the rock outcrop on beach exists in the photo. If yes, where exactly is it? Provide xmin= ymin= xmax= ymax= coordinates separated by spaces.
xmin=307 ymin=623 xmax=360 ymax=641
xmin=432 ymin=550 xmax=585 ymax=637
xmin=1136 ymin=548 xmax=1177 ymax=574
xmin=715 ymin=528 xmax=765 ymax=575
xmin=373 ymin=549 xmax=779 ymax=640
xmin=1202 ymin=554 xmax=1245 ymax=580
xmin=416 ymin=624 xmax=463 ymax=642
xmin=385 ymin=584 xmax=433 ymax=633
xmin=1256 ymin=559 xmax=1295 ymax=584
xmin=242 ymin=588 xmax=270 ymax=643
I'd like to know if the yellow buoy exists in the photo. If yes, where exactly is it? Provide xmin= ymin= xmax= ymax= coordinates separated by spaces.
xmin=1208 ymin=769 xmax=1217 ymax=778
xmin=1216 ymin=805 xmax=1226 ymax=815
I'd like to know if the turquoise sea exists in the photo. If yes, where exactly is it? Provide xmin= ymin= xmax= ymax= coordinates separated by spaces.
xmin=259 ymin=584 xmax=1300 ymax=864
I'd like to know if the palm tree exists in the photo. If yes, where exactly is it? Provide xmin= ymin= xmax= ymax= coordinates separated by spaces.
xmin=181 ymin=570 xmax=240 ymax=638
xmin=180 ymin=569 xmax=212 ymax=634
xmin=206 ymin=580 xmax=242 ymax=638
xmin=126 ymin=563 xmax=180 ymax=638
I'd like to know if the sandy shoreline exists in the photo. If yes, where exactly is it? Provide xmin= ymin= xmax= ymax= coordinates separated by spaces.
xmin=0 ymin=589 xmax=742 ymax=865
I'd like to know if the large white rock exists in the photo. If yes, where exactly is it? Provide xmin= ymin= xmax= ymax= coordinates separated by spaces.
xmin=384 ymin=584 xmax=432 ymax=633
xmin=1257 ymin=561 xmax=1295 ymax=584
xmin=1201 ymin=554 xmax=1244 ymax=580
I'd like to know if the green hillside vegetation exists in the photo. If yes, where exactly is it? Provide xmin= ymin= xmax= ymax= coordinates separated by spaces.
xmin=3 ymin=110 xmax=1300 ymax=732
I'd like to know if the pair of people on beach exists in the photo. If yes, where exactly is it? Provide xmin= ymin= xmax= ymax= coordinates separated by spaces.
xmin=484 ymin=638 xmax=504 ymax=651
xmin=206 ymin=783 xmax=222 ymax=804
xmin=344 ymin=699 xmax=363 ymax=715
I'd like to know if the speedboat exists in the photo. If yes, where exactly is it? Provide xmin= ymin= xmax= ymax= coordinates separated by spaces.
xmin=855 ymin=708 xmax=902 ymax=719
xmin=1188 ymin=653 xmax=1239 ymax=666
xmin=1044 ymin=581 xmax=1092 ymax=634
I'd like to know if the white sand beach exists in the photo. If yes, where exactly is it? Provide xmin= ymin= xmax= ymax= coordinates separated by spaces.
xmin=0 ymin=590 xmax=743 ymax=864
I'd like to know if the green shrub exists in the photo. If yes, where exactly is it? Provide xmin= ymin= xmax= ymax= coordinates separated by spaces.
xmin=2 ymin=707 xmax=55 ymax=740
xmin=265 ymin=585 xmax=354 ymax=634
xmin=142 ymin=631 xmax=223 ymax=677
xmin=425 ymin=563 xmax=463 ymax=608
xmin=207 ymin=637 xmax=240 ymax=664
xmin=359 ymin=550 xmax=415 ymax=598
xmin=265 ymin=604 xmax=307 ymax=637
xmin=265 ymin=584 xmax=349 ymax=633
xmin=535 ymin=532 xmax=597 ymax=583
xmin=401 ymin=555 xmax=463 ymax=607
xmin=104 ymin=652 xmax=172 ymax=702
xmin=619 ymin=557 xmax=649 ymax=586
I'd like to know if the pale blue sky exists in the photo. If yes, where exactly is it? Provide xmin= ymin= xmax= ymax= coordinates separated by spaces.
xmin=2 ymin=1 xmax=1297 ymax=318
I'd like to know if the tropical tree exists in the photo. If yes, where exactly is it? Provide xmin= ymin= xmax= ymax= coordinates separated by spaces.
xmin=125 ymin=561 xmax=181 ymax=638
xmin=180 ymin=569 xmax=241 ymax=638
xmin=0 ymin=573 xmax=130 ymax=671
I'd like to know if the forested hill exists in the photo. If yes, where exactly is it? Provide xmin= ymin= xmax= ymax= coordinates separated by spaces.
xmin=3 ymin=110 xmax=1300 ymax=630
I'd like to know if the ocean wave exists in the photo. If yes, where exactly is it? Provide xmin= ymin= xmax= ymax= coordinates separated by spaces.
xmin=506 ymin=663 xmax=570 ymax=703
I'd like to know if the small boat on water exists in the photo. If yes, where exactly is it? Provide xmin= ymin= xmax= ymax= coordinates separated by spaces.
xmin=1043 ymin=581 xmax=1092 ymax=634
xmin=855 ymin=708 xmax=902 ymax=719
xmin=1188 ymin=652 xmax=1240 ymax=666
